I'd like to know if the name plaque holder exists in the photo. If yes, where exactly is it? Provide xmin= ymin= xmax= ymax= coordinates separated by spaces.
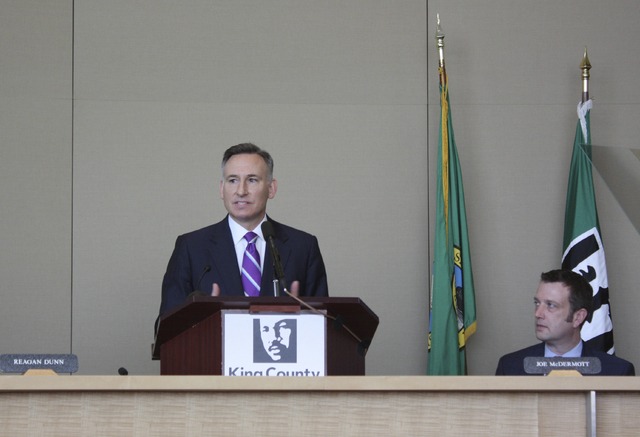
xmin=547 ymin=370 xmax=582 ymax=377
xmin=153 ymin=295 xmax=379 ymax=376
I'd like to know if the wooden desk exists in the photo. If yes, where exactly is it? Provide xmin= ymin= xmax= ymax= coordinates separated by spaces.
xmin=1 ymin=376 xmax=638 ymax=436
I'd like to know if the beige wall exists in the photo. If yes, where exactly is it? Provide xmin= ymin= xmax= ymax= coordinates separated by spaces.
xmin=0 ymin=0 xmax=638 ymax=376
xmin=0 ymin=1 xmax=72 ymax=353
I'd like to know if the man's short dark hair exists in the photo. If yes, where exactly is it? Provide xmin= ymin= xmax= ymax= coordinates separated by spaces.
xmin=222 ymin=143 xmax=274 ymax=179
xmin=540 ymin=269 xmax=594 ymax=322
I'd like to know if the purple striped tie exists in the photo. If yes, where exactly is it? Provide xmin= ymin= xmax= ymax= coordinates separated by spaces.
xmin=241 ymin=232 xmax=261 ymax=297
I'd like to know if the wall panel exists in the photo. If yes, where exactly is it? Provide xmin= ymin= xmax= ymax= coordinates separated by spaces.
xmin=0 ymin=1 xmax=72 ymax=355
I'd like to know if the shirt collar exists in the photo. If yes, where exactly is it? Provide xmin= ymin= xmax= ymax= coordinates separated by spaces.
xmin=545 ymin=341 xmax=583 ymax=358
xmin=227 ymin=215 xmax=267 ymax=244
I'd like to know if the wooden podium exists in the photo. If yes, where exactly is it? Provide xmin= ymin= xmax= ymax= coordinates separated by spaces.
xmin=152 ymin=295 xmax=379 ymax=375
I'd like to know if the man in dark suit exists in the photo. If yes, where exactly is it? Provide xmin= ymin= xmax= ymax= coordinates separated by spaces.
xmin=157 ymin=143 xmax=328 ymax=323
xmin=495 ymin=269 xmax=634 ymax=376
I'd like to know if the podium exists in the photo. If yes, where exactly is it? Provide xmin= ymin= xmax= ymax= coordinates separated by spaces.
xmin=152 ymin=295 xmax=379 ymax=375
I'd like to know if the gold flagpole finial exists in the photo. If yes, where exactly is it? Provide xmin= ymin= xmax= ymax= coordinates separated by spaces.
xmin=436 ymin=14 xmax=445 ymax=69
xmin=581 ymin=47 xmax=591 ymax=103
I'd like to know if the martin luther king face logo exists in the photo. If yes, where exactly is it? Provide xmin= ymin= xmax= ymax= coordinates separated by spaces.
xmin=253 ymin=318 xmax=297 ymax=363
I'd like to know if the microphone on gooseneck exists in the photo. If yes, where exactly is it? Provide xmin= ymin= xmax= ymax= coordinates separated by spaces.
xmin=196 ymin=265 xmax=212 ymax=291
xmin=260 ymin=222 xmax=370 ymax=356
xmin=187 ymin=265 xmax=211 ymax=299
xmin=261 ymin=221 xmax=287 ymax=296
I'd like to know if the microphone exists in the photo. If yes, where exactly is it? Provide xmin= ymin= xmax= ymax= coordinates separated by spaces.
xmin=187 ymin=265 xmax=211 ymax=298
xmin=261 ymin=221 xmax=287 ymax=296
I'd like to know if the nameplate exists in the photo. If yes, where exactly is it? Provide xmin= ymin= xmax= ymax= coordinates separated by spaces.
xmin=524 ymin=356 xmax=601 ymax=375
xmin=0 ymin=354 xmax=79 ymax=374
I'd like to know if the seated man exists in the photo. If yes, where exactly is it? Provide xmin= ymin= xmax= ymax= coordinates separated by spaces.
xmin=496 ymin=269 xmax=634 ymax=376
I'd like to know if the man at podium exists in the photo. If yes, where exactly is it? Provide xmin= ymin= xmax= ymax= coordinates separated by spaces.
xmin=495 ymin=269 xmax=634 ymax=376
xmin=157 ymin=143 xmax=329 ymax=326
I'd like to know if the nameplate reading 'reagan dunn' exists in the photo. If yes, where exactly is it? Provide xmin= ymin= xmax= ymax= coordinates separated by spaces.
xmin=0 ymin=354 xmax=79 ymax=374
xmin=524 ymin=356 xmax=602 ymax=375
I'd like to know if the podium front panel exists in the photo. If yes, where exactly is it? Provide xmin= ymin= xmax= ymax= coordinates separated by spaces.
xmin=222 ymin=310 xmax=326 ymax=376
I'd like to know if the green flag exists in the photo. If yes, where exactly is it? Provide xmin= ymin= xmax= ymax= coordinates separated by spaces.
xmin=427 ymin=66 xmax=477 ymax=375
xmin=561 ymin=99 xmax=615 ymax=353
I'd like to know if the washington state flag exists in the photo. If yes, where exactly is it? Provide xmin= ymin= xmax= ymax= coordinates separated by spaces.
xmin=427 ymin=66 xmax=477 ymax=375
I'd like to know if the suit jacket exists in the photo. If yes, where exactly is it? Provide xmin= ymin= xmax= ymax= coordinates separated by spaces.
xmin=495 ymin=342 xmax=635 ymax=376
xmin=158 ymin=216 xmax=328 ymax=321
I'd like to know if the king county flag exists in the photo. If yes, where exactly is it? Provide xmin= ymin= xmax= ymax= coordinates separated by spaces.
xmin=562 ymin=99 xmax=615 ymax=354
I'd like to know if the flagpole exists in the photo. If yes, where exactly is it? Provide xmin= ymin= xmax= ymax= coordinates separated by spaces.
xmin=581 ymin=47 xmax=591 ymax=103
xmin=436 ymin=14 xmax=446 ymax=77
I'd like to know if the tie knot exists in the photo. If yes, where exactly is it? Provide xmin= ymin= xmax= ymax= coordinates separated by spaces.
xmin=244 ymin=232 xmax=258 ymax=244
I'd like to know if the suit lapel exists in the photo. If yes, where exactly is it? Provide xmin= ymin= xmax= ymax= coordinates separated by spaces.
xmin=260 ymin=219 xmax=291 ymax=295
xmin=208 ymin=218 xmax=244 ymax=295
